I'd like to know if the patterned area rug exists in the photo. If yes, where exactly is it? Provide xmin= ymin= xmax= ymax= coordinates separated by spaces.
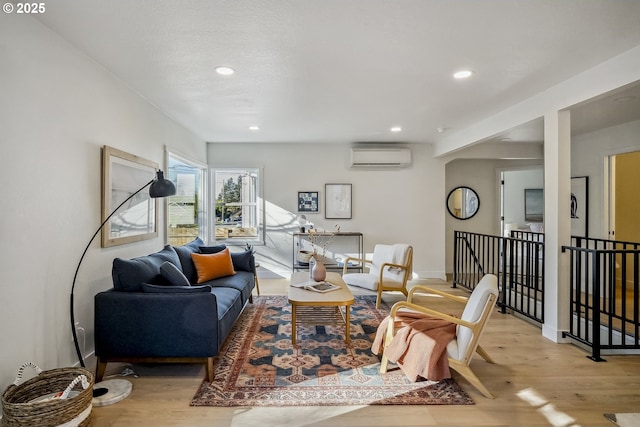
xmin=190 ymin=295 xmax=473 ymax=406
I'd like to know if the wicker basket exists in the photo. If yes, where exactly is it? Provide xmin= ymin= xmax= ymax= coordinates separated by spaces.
xmin=297 ymin=250 xmax=313 ymax=265
xmin=2 ymin=363 xmax=94 ymax=427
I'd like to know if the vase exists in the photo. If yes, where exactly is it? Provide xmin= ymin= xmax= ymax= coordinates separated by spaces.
xmin=311 ymin=257 xmax=326 ymax=281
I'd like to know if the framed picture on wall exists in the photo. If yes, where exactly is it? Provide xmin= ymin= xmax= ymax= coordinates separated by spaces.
xmin=102 ymin=146 xmax=159 ymax=247
xmin=325 ymin=183 xmax=352 ymax=219
xmin=524 ymin=188 xmax=544 ymax=222
xmin=571 ymin=176 xmax=589 ymax=237
xmin=298 ymin=191 xmax=319 ymax=213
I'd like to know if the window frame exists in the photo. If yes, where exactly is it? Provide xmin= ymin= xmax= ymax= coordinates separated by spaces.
xmin=210 ymin=166 xmax=264 ymax=246
xmin=165 ymin=150 xmax=208 ymax=246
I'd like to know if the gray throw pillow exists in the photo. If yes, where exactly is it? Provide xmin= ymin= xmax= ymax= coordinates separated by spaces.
xmin=160 ymin=261 xmax=191 ymax=287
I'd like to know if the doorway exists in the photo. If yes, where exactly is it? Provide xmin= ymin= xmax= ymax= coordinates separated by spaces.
xmin=500 ymin=168 xmax=544 ymax=236
xmin=608 ymin=150 xmax=640 ymax=323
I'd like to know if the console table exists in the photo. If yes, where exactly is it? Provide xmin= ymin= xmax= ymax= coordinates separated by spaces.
xmin=292 ymin=231 xmax=364 ymax=273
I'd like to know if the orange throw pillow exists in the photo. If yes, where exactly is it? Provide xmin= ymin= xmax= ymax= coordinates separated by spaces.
xmin=191 ymin=249 xmax=236 ymax=283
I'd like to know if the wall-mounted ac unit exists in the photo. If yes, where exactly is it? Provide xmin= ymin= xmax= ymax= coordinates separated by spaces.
xmin=350 ymin=147 xmax=411 ymax=168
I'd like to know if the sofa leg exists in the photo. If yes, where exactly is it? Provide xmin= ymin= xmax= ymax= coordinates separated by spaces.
xmin=206 ymin=357 xmax=215 ymax=383
xmin=95 ymin=358 xmax=107 ymax=382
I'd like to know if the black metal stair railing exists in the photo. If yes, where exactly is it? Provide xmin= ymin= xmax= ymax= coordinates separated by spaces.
xmin=453 ymin=230 xmax=545 ymax=323
xmin=562 ymin=237 xmax=640 ymax=361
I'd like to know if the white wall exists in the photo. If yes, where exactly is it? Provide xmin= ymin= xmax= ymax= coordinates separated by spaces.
xmin=207 ymin=143 xmax=446 ymax=279
xmin=444 ymin=159 xmax=544 ymax=273
xmin=503 ymin=168 xmax=545 ymax=230
xmin=572 ymin=119 xmax=640 ymax=239
xmin=0 ymin=15 xmax=206 ymax=391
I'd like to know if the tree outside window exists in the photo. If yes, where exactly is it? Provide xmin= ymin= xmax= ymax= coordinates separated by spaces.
xmin=213 ymin=168 xmax=261 ymax=243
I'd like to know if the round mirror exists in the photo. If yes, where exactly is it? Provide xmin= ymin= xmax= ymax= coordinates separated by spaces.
xmin=447 ymin=186 xmax=480 ymax=220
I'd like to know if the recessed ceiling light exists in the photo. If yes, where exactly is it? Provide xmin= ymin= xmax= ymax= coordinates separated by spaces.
xmin=437 ymin=127 xmax=446 ymax=133
xmin=390 ymin=126 xmax=402 ymax=132
xmin=249 ymin=126 xmax=260 ymax=131
xmin=453 ymin=70 xmax=473 ymax=79
xmin=215 ymin=66 xmax=235 ymax=76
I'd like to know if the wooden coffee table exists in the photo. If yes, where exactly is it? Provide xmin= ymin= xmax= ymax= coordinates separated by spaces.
xmin=288 ymin=272 xmax=355 ymax=345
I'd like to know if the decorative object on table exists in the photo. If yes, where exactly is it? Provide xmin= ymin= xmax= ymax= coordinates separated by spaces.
xmin=102 ymin=146 xmax=165 ymax=248
xmin=571 ymin=176 xmax=589 ymax=237
xmin=297 ymin=191 xmax=319 ymax=213
xmin=70 ymin=146 xmax=176 ymax=406
xmin=325 ymin=183 xmax=352 ymax=219
xmin=306 ymin=225 xmax=340 ymax=258
xmin=1 ymin=362 xmax=94 ymax=427
xmin=311 ymin=257 xmax=327 ymax=281
xmin=190 ymin=295 xmax=473 ymax=407
xmin=297 ymin=214 xmax=312 ymax=232
xmin=290 ymin=279 xmax=341 ymax=293
xmin=296 ymin=249 xmax=313 ymax=265
xmin=306 ymin=225 xmax=340 ymax=281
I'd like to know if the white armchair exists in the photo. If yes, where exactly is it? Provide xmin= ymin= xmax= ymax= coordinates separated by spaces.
xmin=342 ymin=243 xmax=413 ymax=308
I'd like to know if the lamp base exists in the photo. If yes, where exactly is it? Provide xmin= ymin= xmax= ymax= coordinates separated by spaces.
xmin=91 ymin=379 xmax=132 ymax=407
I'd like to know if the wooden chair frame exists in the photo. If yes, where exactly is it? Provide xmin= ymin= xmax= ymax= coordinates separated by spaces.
xmin=379 ymin=282 xmax=498 ymax=398
xmin=343 ymin=246 xmax=413 ymax=308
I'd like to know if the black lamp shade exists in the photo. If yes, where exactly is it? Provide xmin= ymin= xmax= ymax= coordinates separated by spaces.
xmin=149 ymin=170 xmax=176 ymax=198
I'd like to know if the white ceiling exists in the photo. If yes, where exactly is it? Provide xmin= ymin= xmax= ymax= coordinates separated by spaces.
xmin=36 ymin=0 xmax=640 ymax=145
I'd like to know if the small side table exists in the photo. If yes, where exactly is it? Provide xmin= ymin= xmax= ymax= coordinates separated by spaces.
xmin=253 ymin=262 xmax=261 ymax=295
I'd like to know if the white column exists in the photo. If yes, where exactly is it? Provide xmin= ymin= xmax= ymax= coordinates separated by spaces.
xmin=542 ymin=110 xmax=572 ymax=342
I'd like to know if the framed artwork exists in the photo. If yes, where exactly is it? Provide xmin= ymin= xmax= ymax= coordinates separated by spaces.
xmin=102 ymin=146 xmax=159 ymax=247
xmin=524 ymin=188 xmax=544 ymax=222
xmin=571 ymin=176 xmax=589 ymax=237
xmin=298 ymin=191 xmax=319 ymax=213
xmin=325 ymin=183 xmax=352 ymax=219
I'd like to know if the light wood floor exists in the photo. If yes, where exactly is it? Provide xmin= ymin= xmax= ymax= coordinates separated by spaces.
xmin=90 ymin=278 xmax=640 ymax=427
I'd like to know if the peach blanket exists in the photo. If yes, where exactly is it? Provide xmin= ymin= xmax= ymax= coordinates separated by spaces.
xmin=371 ymin=310 xmax=456 ymax=381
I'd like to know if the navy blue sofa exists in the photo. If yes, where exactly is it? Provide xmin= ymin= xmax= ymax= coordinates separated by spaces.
xmin=94 ymin=238 xmax=255 ymax=382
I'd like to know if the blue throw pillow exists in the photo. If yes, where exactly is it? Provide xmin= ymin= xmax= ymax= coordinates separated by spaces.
xmin=198 ymin=244 xmax=227 ymax=254
xmin=230 ymin=250 xmax=255 ymax=273
xmin=141 ymin=283 xmax=212 ymax=293
xmin=160 ymin=261 xmax=191 ymax=287
xmin=112 ymin=245 xmax=181 ymax=292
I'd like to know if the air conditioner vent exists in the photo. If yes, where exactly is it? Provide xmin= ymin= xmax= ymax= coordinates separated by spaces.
xmin=350 ymin=147 xmax=411 ymax=168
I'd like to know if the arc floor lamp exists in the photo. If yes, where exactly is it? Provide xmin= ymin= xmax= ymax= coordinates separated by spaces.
xmin=70 ymin=169 xmax=176 ymax=405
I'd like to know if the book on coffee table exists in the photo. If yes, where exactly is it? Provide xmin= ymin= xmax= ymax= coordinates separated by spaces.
xmin=291 ymin=280 xmax=340 ymax=293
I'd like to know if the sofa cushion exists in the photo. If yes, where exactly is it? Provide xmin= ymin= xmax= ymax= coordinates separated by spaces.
xmin=206 ymin=271 xmax=254 ymax=305
xmin=160 ymin=261 xmax=191 ymax=287
xmin=200 ymin=245 xmax=254 ymax=273
xmin=191 ymin=249 xmax=236 ymax=283
xmin=112 ymin=245 xmax=181 ymax=292
xmin=173 ymin=237 xmax=205 ymax=284
xmin=141 ymin=283 xmax=212 ymax=293
xmin=209 ymin=287 xmax=243 ymax=347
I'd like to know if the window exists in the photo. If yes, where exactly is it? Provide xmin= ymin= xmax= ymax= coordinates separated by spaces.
xmin=212 ymin=167 xmax=262 ymax=244
xmin=166 ymin=152 xmax=207 ymax=246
